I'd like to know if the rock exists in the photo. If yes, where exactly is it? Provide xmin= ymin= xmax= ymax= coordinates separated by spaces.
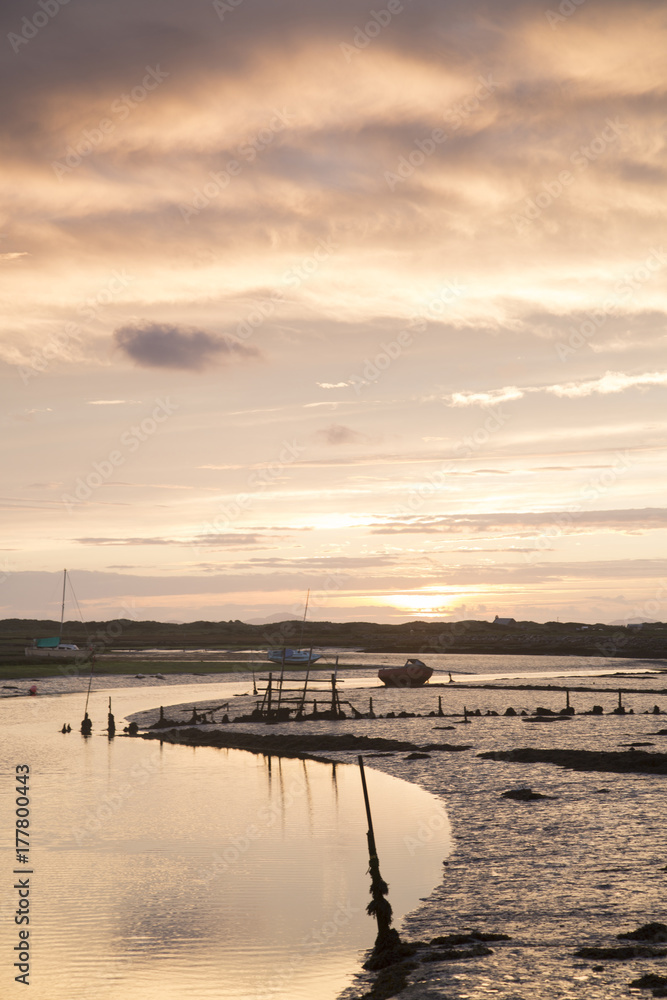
xmin=422 ymin=943 xmax=493 ymax=961
xmin=628 ymin=973 xmax=667 ymax=990
xmin=618 ymin=922 xmax=667 ymax=943
xmin=576 ymin=945 xmax=667 ymax=960
xmin=430 ymin=932 xmax=510 ymax=945
xmin=479 ymin=747 xmax=667 ymax=775
xmin=504 ymin=707 xmax=517 ymax=716
xmin=501 ymin=787 xmax=553 ymax=801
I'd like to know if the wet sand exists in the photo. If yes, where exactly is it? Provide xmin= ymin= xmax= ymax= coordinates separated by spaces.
xmin=127 ymin=678 xmax=667 ymax=1000
xmin=7 ymin=668 xmax=666 ymax=998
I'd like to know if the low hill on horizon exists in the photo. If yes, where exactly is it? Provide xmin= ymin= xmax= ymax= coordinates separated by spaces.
xmin=1 ymin=616 xmax=666 ymax=660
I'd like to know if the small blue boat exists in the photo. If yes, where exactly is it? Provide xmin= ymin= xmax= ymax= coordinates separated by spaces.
xmin=266 ymin=648 xmax=321 ymax=665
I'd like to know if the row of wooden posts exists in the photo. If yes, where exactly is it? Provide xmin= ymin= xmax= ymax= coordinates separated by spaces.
xmin=67 ymin=686 xmax=660 ymax=736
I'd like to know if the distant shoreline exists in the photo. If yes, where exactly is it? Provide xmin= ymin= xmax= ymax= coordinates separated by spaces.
xmin=2 ymin=616 xmax=667 ymax=665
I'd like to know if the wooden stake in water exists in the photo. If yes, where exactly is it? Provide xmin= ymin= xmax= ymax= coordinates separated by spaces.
xmin=357 ymin=755 xmax=394 ymax=945
xmin=107 ymin=697 xmax=115 ymax=738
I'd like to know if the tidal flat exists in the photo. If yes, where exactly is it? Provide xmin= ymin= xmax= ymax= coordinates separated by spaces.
xmin=127 ymin=673 xmax=667 ymax=1000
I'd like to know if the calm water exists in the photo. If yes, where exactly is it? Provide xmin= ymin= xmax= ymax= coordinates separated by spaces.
xmin=103 ymin=649 xmax=667 ymax=683
xmin=0 ymin=685 xmax=452 ymax=1000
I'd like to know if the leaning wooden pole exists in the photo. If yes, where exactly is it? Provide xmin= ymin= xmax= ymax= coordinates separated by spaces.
xmin=358 ymin=755 xmax=394 ymax=946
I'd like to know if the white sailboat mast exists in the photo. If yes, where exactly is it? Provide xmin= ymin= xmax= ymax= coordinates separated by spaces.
xmin=60 ymin=569 xmax=67 ymax=631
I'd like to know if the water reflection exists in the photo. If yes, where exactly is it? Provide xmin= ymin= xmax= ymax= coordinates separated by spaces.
xmin=1 ymin=686 xmax=452 ymax=1000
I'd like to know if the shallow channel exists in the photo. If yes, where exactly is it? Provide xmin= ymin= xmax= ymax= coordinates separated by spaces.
xmin=0 ymin=684 xmax=452 ymax=1000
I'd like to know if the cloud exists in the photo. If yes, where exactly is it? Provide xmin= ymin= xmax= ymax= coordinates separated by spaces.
xmin=447 ymin=370 xmax=667 ymax=407
xmin=549 ymin=370 xmax=667 ymax=397
xmin=113 ymin=322 xmax=259 ymax=370
xmin=315 ymin=423 xmax=367 ymax=445
xmin=317 ymin=382 xmax=350 ymax=389
xmin=75 ymin=533 xmax=296 ymax=548
xmin=86 ymin=399 xmax=141 ymax=405
xmin=369 ymin=508 xmax=667 ymax=536
xmin=450 ymin=386 xmax=524 ymax=407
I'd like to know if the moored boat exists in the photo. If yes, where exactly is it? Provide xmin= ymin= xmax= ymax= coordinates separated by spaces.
xmin=266 ymin=648 xmax=321 ymax=666
xmin=25 ymin=638 xmax=83 ymax=660
xmin=24 ymin=569 xmax=91 ymax=660
xmin=378 ymin=658 xmax=433 ymax=687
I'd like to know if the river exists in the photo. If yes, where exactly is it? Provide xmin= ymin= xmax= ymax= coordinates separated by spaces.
xmin=0 ymin=683 xmax=452 ymax=1000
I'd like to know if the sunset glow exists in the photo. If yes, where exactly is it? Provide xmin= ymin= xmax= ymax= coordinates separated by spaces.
xmin=2 ymin=0 xmax=666 ymax=625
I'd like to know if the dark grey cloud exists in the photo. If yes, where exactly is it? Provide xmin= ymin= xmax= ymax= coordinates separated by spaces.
xmin=315 ymin=423 xmax=367 ymax=445
xmin=76 ymin=533 xmax=283 ymax=548
xmin=113 ymin=322 xmax=259 ymax=370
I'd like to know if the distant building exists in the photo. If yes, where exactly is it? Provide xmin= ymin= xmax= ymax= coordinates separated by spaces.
xmin=493 ymin=616 xmax=516 ymax=626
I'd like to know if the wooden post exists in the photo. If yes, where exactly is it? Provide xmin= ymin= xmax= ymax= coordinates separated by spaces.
xmin=358 ymin=755 xmax=394 ymax=946
xmin=298 ymin=666 xmax=311 ymax=715
xmin=267 ymin=672 xmax=273 ymax=717
xmin=358 ymin=755 xmax=377 ymax=847
xmin=618 ymin=689 xmax=622 ymax=710
xmin=438 ymin=695 xmax=443 ymax=717
xmin=566 ymin=690 xmax=570 ymax=709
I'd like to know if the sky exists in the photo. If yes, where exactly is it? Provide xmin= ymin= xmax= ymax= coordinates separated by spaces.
xmin=1 ymin=0 xmax=666 ymax=626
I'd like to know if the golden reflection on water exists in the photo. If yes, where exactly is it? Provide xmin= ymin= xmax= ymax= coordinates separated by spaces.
xmin=1 ymin=686 xmax=452 ymax=1000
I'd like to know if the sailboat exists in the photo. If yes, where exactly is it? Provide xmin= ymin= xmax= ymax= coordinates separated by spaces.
xmin=266 ymin=590 xmax=321 ymax=665
xmin=25 ymin=569 xmax=88 ymax=660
